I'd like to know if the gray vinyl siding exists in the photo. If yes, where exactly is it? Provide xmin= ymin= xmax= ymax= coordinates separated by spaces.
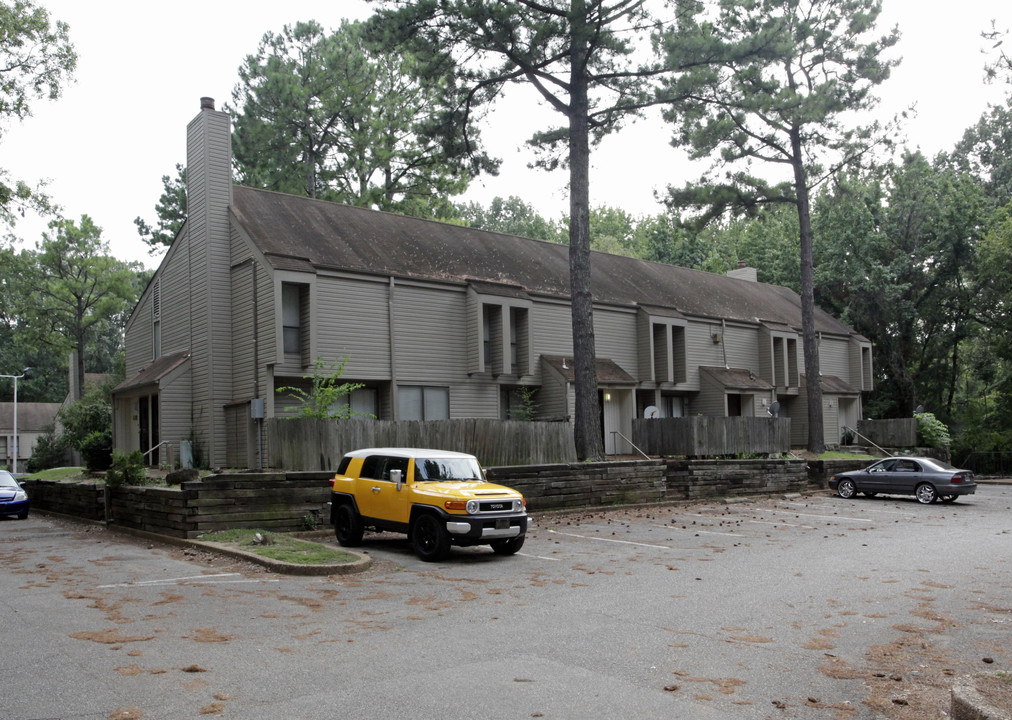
xmin=314 ymin=274 xmax=391 ymax=379
xmin=683 ymin=320 xmax=725 ymax=390
xmin=231 ymin=260 xmax=256 ymax=401
xmin=722 ymin=323 xmax=759 ymax=373
xmin=125 ymin=298 xmax=152 ymax=377
xmin=697 ymin=371 xmax=727 ymax=416
xmin=531 ymin=300 xmax=574 ymax=378
xmin=819 ymin=336 xmax=850 ymax=380
xmin=158 ymin=234 xmax=194 ymax=359
xmin=850 ymin=340 xmax=873 ymax=391
xmin=186 ymin=106 xmax=234 ymax=467
xmin=594 ymin=306 xmax=639 ymax=380
xmin=391 ymin=282 xmax=497 ymax=418
xmin=160 ymin=366 xmax=192 ymax=459
xmin=636 ymin=310 xmax=652 ymax=381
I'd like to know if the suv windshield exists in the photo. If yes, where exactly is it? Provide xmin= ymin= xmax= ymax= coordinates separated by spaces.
xmin=415 ymin=457 xmax=484 ymax=482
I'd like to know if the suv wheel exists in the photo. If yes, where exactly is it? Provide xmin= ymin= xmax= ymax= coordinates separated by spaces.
xmin=491 ymin=536 xmax=525 ymax=555
xmin=411 ymin=514 xmax=450 ymax=562
xmin=334 ymin=503 xmax=364 ymax=546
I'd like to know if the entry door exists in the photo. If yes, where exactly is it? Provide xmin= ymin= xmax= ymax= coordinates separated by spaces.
xmin=602 ymin=389 xmax=633 ymax=455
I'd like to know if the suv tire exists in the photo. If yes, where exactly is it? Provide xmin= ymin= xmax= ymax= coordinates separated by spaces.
xmin=411 ymin=513 xmax=450 ymax=562
xmin=491 ymin=536 xmax=525 ymax=555
xmin=334 ymin=503 xmax=364 ymax=546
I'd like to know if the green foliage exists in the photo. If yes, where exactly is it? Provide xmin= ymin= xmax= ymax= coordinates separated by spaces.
xmin=507 ymin=386 xmax=539 ymax=422
xmin=58 ymin=388 xmax=111 ymax=450
xmin=80 ymin=431 xmax=112 ymax=472
xmin=26 ymin=423 xmax=66 ymax=472
xmin=105 ymin=450 xmax=147 ymax=487
xmin=15 ymin=215 xmax=141 ymax=396
xmin=453 ymin=196 xmax=565 ymax=244
xmin=227 ymin=20 xmax=485 ymax=216
xmin=0 ymin=0 xmax=77 ymax=226
xmin=276 ymin=356 xmax=368 ymax=419
xmin=134 ymin=163 xmax=186 ymax=251
xmin=915 ymin=412 xmax=951 ymax=450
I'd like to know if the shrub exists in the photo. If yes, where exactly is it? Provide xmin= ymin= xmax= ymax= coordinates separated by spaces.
xmin=27 ymin=423 xmax=68 ymax=472
xmin=80 ymin=431 xmax=113 ymax=472
xmin=915 ymin=412 xmax=951 ymax=449
xmin=105 ymin=450 xmax=147 ymax=487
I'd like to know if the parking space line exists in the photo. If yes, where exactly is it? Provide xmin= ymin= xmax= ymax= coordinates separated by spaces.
xmin=650 ymin=523 xmax=743 ymax=537
xmin=98 ymin=573 xmax=280 ymax=588
xmin=784 ymin=501 xmax=917 ymax=517
xmin=547 ymin=529 xmax=671 ymax=548
xmin=761 ymin=508 xmax=873 ymax=522
xmin=517 ymin=552 xmax=560 ymax=561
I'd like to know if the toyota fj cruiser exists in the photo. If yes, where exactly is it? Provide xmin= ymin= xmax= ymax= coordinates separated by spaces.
xmin=329 ymin=448 xmax=528 ymax=562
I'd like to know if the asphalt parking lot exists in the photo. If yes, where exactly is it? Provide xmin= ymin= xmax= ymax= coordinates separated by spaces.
xmin=2 ymin=485 xmax=1010 ymax=720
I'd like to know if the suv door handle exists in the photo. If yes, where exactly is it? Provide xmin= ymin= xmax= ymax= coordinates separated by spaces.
xmin=371 ymin=486 xmax=382 ymax=493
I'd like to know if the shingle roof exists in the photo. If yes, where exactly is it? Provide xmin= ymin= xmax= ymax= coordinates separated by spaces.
xmin=114 ymin=351 xmax=190 ymax=393
xmin=542 ymin=355 xmax=636 ymax=384
xmin=230 ymin=186 xmax=856 ymax=336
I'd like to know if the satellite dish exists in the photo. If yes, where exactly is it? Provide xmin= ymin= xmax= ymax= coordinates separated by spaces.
xmin=768 ymin=401 xmax=780 ymax=418
xmin=644 ymin=405 xmax=660 ymax=419
xmin=914 ymin=404 xmax=924 ymax=415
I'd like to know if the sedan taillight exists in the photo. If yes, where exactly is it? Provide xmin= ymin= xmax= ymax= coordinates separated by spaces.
xmin=950 ymin=474 xmax=964 ymax=483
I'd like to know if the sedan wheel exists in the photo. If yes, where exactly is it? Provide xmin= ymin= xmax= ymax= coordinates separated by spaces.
xmin=915 ymin=483 xmax=938 ymax=504
xmin=836 ymin=478 xmax=857 ymax=499
xmin=940 ymin=495 xmax=958 ymax=504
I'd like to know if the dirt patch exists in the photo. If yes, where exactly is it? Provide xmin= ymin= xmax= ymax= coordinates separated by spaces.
xmin=108 ymin=708 xmax=142 ymax=720
xmin=188 ymin=627 xmax=234 ymax=643
xmin=70 ymin=629 xmax=155 ymax=644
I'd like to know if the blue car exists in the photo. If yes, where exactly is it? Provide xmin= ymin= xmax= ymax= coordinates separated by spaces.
xmin=0 ymin=470 xmax=30 ymax=519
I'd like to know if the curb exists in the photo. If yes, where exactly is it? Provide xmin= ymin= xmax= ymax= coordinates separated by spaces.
xmin=104 ymin=522 xmax=372 ymax=576
xmin=951 ymin=675 xmax=1012 ymax=720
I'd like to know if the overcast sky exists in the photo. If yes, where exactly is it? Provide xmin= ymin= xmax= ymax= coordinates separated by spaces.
xmin=4 ymin=0 xmax=1009 ymax=269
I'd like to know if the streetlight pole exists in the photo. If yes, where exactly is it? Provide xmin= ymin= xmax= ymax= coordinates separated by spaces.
xmin=2 ymin=368 xmax=30 ymax=474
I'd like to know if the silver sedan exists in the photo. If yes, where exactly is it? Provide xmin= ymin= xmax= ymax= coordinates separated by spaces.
xmin=828 ymin=456 xmax=976 ymax=504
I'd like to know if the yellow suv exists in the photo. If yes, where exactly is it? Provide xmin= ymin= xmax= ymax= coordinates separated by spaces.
xmin=329 ymin=448 xmax=528 ymax=562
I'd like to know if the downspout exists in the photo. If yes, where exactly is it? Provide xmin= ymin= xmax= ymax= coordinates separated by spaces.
xmin=722 ymin=319 xmax=728 ymax=370
xmin=388 ymin=277 xmax=398 ymax=419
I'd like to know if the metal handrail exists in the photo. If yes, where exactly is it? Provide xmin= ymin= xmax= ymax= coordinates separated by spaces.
xmin=609 ymin=431 xmax=651 ymax=460
xmin=143 ymin=441 xmax=173 ymax=465
xmin=841 ymin=426 xmax=888 ymax=457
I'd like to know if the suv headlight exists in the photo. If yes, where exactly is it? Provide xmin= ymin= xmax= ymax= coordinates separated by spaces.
xmin=465 ymin=499 xmax=479 ymax=514
xmin=514 ymin=498 xmax=525 ymax=512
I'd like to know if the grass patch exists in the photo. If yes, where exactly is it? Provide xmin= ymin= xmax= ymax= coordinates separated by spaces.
xmin=198 ymin=529 xmax=357 ymax=565
xmin=27 ymin=467 xmax=93 ymax=482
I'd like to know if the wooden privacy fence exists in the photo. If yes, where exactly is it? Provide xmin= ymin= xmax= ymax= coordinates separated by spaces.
xmin=266 ymin=417 xmax=578 ymax=471
xmin=632 ymin=416 xmax=791 ymax=457
xmin=856 ymin=418 xmax=917 ymax=448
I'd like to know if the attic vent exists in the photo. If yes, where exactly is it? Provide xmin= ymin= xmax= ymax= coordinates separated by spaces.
xmin=152 ymin=279 xmax=161 ymax=318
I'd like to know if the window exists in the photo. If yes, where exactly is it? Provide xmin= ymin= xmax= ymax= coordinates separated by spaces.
xmin=282 ymin=283 xmax=301 ymax=354
xmin=398 ymin=386 xmax=449 ymax=420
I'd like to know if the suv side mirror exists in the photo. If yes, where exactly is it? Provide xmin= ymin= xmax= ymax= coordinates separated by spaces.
xmin=390 ymin=469 xmax=403 ymax=491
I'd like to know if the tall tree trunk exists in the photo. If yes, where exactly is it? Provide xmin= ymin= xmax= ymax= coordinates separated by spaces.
xmin=568 ymin=2 xmax=603 ymax=461
xmin=790 ymin=126 xmax=824 ymax=453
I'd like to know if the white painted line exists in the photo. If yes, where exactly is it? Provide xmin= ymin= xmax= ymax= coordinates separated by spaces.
xmin=785 ymin=501 xmax=917 ymax=517
xmin=517 ymin=552 xmax=560 ymax=561
xmin=763 ymin=508 xmax=872 ymax=522
xmin=547 ymin=529 xmax=671 ymax=549
xmin=97 ymin=572 xmax=279 ymax=588
xmin=650 ymin=523 xmax=743 ymax=537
